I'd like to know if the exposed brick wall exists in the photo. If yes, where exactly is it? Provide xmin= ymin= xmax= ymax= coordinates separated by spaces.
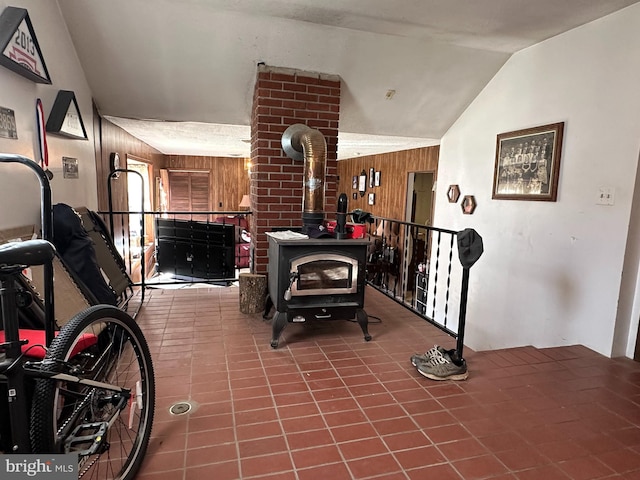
xmin=250 ymin=65 xmax=341 ymax=275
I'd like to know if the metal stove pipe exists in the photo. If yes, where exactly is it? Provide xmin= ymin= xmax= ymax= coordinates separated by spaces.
xmin=281 ymin=124 xmax=326 ymax=227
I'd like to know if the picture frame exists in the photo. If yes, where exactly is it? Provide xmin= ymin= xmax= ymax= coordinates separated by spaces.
xmin=369 ymin=167 xmax=375 ymax=188
xmin=352 ymin=192 xmax=358 ymax=200
xmin=374 ymin=171 xmax=381 ymax=187
xmin=447 ymin=184 xmax=460 ymax=203
xmin=46 ymin=90 xmax=88 ymax=140
xmin=358 ymin=170 xmax=367 ymax=197
xmin=0 ymin=7 xmax=52 ymax=84
xmin=461 ymin=195 xmax=476 ymax=215
xmin=62 ymin=157 xmax=78 ymax=179
xmin=352 ymin=175 xmax=358 ymax=189
xmin=368 ymin=193 xmax=375 ymax=205
xmin=492 ymin=122 xmax=564 ymax=201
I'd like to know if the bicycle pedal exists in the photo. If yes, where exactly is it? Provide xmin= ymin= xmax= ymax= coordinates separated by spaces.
xmin=64 ymin=422 xmax=109 ymax=456
xmin=15 ymin=290 xmax=33 ymax=308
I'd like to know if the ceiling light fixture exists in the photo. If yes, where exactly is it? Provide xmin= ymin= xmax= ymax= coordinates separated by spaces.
xmin=385 ymin=89 xmax=396 ymax=100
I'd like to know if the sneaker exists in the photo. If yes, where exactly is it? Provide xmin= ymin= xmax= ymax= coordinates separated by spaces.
xmin=411 ymin=345 xmax=460 ymax=367
xmin=416 ymin=354 xmax=468 ymax=381
xmin=410 ymin=345 xmax=446 ymax=367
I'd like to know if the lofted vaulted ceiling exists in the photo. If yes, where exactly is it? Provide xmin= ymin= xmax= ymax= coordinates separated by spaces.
xmin=57 ymin=0 xmax=639 ymax=159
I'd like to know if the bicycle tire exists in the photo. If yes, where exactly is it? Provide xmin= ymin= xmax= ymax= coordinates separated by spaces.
xmin=30 ymin=305 xmax=155 ymax=480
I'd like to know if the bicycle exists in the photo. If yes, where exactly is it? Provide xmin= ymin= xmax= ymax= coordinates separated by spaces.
xmin=0 ymin=239 xmax=155 ymax=480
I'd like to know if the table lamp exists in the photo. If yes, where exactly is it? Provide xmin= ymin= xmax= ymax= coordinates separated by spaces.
xmin=239 ymin=194 xmax=251 ymax=210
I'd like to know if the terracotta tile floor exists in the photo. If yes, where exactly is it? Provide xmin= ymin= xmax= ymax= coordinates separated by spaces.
xmin=134 ymin=285 xmax=640 ymax=480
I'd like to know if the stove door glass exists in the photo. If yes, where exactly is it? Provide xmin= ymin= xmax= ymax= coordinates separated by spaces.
xmin=291 ymin=253 xmax=359 ymax=296
xmin=298 ymin=260 xmax=351 ymax=290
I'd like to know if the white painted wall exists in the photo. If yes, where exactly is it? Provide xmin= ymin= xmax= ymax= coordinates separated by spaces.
xmin=434 ymin=4 xmax=640 ymax=357
xmin=0 ymin=0 xmax=96 ymax=231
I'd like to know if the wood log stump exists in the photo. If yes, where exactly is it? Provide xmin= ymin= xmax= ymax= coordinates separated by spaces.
xmin=239 ymin=273 xmax=267 ymax=314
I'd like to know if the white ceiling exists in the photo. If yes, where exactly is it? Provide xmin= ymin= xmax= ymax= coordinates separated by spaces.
xmin=58 ymin=0 xmax=639 ymax=159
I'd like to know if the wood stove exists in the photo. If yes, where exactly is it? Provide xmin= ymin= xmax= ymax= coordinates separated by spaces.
xmin=267 ymin=235 xmax=371 ymax=348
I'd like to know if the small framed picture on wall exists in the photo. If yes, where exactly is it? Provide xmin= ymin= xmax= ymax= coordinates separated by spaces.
xmin=374 ymin=171 xmax=381 ymax=187
xmin=368 ymin=193 xmax=375 ymax=205
xmin=461 ymin=195 xmax=477 ymax=214
xmin=369 ymin=168 xmax=375 ymax=188
xmin=352 ymin=176 xmax=358 ymax=189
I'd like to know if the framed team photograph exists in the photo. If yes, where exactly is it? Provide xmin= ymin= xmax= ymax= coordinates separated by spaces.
xmin=492 ymin=122 xmax=564 ymax=201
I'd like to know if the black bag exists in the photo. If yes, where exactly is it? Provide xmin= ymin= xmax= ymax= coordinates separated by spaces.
xmin=52 ymin=204 xmax=117 ymax=306
xmin=457 ymin=228 xmax=484 ymax=268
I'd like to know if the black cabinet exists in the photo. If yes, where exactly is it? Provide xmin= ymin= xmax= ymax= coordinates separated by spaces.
xmin=155 ymin=219 xmax=235 ymax=279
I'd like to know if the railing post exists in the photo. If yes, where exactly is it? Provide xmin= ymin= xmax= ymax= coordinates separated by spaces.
xmin=108 ymin=169 xmax=146 ymax=305
xmin=456 ymin=266 xmax=470 ymax=358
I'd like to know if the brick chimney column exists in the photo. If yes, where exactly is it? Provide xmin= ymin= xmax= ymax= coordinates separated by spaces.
xmin=250 ymin=65 xmax=340 ymax=275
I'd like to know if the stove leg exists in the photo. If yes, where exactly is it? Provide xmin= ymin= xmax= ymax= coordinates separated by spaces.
xmin=271 ymin=311 xmax=288 ymax=348
xmin=356 ymin=309 xmax=372 ymax=342
xmin=263 ymin=295 xmax=274 ymax=319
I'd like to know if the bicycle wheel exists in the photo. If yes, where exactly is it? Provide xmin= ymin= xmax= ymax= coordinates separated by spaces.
xmin=30 ymin=305 xmax=155 ymax=480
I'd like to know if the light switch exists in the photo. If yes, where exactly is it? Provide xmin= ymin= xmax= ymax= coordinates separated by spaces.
xmin=597 ymin=187 xmax=615 ymax=206
xmin=606 ymin=188 xmax=615 ymax=205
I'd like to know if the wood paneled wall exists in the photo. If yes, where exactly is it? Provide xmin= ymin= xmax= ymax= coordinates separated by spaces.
xmin=98 ymin=116 xmax=431 ymax=225
xmin=97 ymin=119 xmax=165 ymax=212
xmin=165 ymin=155 xmax=250 ymax=212
xmin=97 ymin=119 xmax=250 ymax=215
xmin=336 ymin=146 xmax=439 ymax=221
